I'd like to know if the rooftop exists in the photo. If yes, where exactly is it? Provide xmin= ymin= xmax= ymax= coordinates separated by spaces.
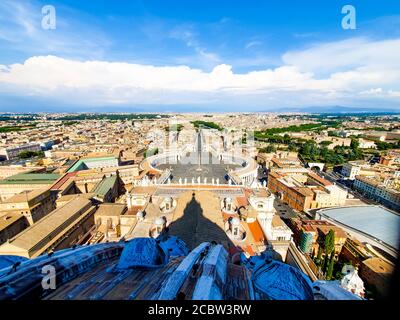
xmin=66 ymin=156 xmax=118 ymax=173
xmin=0 ymin=188 xmax=50 ymax=204
xmin=0 ymin=197 xmax=93 ymax=255
xmin=0 ymin=173 xmax=61 ymax=185
xmin=92 ymin=175 xmax=117 ymax=197
xmin=0 ymin=213 xmax=26 ymax=231
xmin=362 ymin=257 xmax=395 ymax=274
xmin=247 ymin=220 xmax=265 ymax=243
xmin=301 ymin=220 xmax=348 ymax=239
xmin=95 ymin=203 xmax=127 ymax=216
xmin=318 ymin=206 xmax=400 ymax=250
xmin=50 ymin=172 xmax=78 ymax=190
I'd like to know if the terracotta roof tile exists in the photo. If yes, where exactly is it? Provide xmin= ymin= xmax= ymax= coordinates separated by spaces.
xmin=248 ymin=221 xmax=265 ymax=243
xmin=236 ymin=196 xmax=248 ymax=207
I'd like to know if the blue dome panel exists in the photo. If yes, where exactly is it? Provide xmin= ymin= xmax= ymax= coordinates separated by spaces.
xmin=159 ymin=236 xmax=189 ymax=257
xmin=0 ymin=255 xmax=28 ymax=271
xmin=116 ymin=238 xmax=168 ymax=270
xmin=252 ymin=260 xmax=314 ymax=300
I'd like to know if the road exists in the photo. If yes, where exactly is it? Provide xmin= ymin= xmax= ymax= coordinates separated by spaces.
xmin=273 ymin=197 xmax=307 ymax=219
xmin=319 ymin=171 xmax=378 ymax=206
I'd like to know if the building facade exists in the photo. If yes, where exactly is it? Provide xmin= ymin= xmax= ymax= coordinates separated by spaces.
xmin=0 ymin=143 xmax=42 ymax=160
xmin=268 ymin=169 xmax=347 ymax=212
xmin=353 ymin=175 xmax=400 ymax=211
xmin=0 ymin=173 xmax=61 ymax=201
xmin=0 ymin=197 xmax=96 ymax=258
xmin=0 ymin=188 xmax=56 ymax=225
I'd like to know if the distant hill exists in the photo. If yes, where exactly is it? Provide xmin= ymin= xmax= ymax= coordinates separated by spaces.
xmin=283 ymin=105 xmax=400 ymax=115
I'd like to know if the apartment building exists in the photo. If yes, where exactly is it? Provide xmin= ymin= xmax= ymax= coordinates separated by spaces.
xmin=380 ymin=152 xmax=400 ymax=166
xmin=358 ymin=138 xmax=377 ymax=149
xmin=341 ymin=161 xmax=382 ymax=180
xmin=0 ymin=196 xmax=97 ymax=258
xmin=256 ymin=151 xmax=299 ymax=168
xmin=341 ymin=162 xmax=362 ymax=180
xmin=315 ymin=136 xmax=352 ymax=149
xmin=0 ymin=173 xmax=61 ymax=201
xmin=268 ymin=169 xmax=348 ymax=212
xmin=288 ymin=218 xmax=348 ymax=257
xmin=0 ymin=143 xmax=42 ymax=160
xmin=0 ymin=213 xmax=29 ymax=246
xmin=359 ymin=257 xmax=395 ymax=298
xmin=353 ymin=175 xmax=400 ymax=211
xmin=0 ymin=188 xmax=56 ymax=225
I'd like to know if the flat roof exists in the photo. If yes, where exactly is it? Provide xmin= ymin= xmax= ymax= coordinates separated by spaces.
xmin=92 ymin=175 xmax=117 ymax=197
xmin=50 ymin=172 xmax=78 ymax=190
xmin=0 ymin=173 xmax=61 ymax=185
xmin=319 ymin=206 xmax=400 ymax=250
xmin=0 ymin=213 xmax=26 ymax=231
xmin=56 ymin=194 xmax=80 ymax=203
xmin=362 ymin=257 xmax=395 ymax=274
xmin=1 ymin=188 xmax=49 ymax=203
xmin=67 ymin=156 xmax=117 ymax=173
xmin=5 ymin=197 xmax=92 ymax=251
xmin=95 ymin=203 xmax=126 ymax=216
xmin=293 ymin=187 xmax=314 ymax=197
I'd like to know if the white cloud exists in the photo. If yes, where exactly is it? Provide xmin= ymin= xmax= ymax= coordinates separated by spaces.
xmin=0 ymin=56 xmax=315 ymax=94
xmin=282 ymin=37 xmax=400 ymax=74
xmin=388 ymin=90 xmax=400 ymax=97
xmin=360 ymin=88 xmax=383 ymax=95
xmin=169 ymin=25 xmax=222 ymax=69
xmin=245 ymin=41 xmax=262 ymax=50
xmin=0 ymin=37 xmax=400 ymax=108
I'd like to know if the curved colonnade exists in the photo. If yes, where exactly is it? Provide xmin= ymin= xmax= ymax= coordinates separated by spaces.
xmin=140 ymin=149 xmax=259 ymax=187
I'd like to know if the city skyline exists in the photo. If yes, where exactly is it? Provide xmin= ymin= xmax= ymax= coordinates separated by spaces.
xmin=1 ymin=0 xmax=400 ymax=112
xmin=0 ymin=112 xmax=399 ymax=301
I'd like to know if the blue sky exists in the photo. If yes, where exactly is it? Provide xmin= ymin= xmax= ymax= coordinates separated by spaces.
xmin=1 ymin=0 xmax=400 ymax=112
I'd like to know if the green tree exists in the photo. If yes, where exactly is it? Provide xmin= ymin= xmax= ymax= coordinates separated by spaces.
xmin=300 ymin=142 xmax=313 ymax=157
xmin=326 ymin=252 xmax=335 ymax=280
xmin=288 ymin=143 xmax=297 ymax=152
xmin=350 ymin=138 xmax=360 ymax=150
xmin=18 ymin=150 xmax=44 ymax=159
xmin=191 ymin=120 xmax=223 ymax=131
xmin=323 ymin=229 xmax=335 ymax=274
xmin=328 ymin=131 xmax=340 ymax=137
xmin=283 ymin=134 xmax=291 ymax=144
xmin=266 ymin=144 xmax=276 ymax=153
xmin=320 ymin=140 xmax=333 ymax=147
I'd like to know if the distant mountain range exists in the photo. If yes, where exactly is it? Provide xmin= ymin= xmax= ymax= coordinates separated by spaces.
xmin=1 ymin=103 xmax=400 ymax=115
xmin=281 ymin=105 xmax=400 ymax=114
